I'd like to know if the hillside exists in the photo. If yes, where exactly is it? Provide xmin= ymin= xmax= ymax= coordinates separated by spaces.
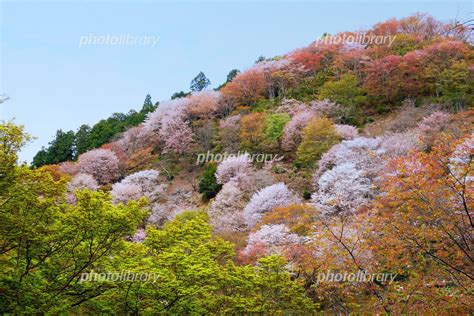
xmin=1 ymin=13 xmax=473 ymax=314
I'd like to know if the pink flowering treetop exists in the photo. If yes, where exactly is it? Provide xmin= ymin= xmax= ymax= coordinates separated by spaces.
xmin=68 ymin=173 xmax=99 ymax=192
xmin=243 ymin=224 xmax=309 ymax=255
xmin=281 ymin=110 xmax=316 ymax=151
xmin=208 ymin=176 xmax=248 ymax=232
xmin=66 ymin=173 xmax=99 ymax=204
xmin=111 ymin=169 xmax=165 ymax=205
xmin=142 ymin=98 xmax=194 ymax=154
xmin=335 ymin=124 xmax=359 ymax=140
xmin=312 ymin=162 xmax=374 ymax=216
xmin=215 ymin=153 xmax=252 ymax=185
xmin=244 ymin=182 xmax=301 ymax=228
xmin=76 ymin=148 xmax=122 ymax=184
xmin=416 ymin=111 xmax=451 ymax=149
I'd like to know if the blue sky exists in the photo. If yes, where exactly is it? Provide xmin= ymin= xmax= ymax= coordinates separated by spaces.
xmin=1 ymin=0 xmax=471 ymax=163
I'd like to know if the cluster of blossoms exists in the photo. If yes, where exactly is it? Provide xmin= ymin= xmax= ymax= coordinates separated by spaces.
xmin=281 ymin=110 xmax=317 ymax=151
xmin=76 ymin=149 xmax=122 ymax=184
xmin=244 ymin=183 xmax=301 ymax=228
xmin=415 ymin=111 xmax=451 ymax=149
xmin=243 ymin=224 xmax=309 ymax=255
xmin=67 ymin=173 xmax=99 ymax=204
xmin=111 ymin=169 xmax=165 ymax=205
xmin=312 ymin=133 xmax=420 ymax=217
xmin=138 ymin=91 xmax=225 ymax=154
xmin=215 ymin=153 xmax=252 ymax=184
xmin=210 ymin=154 xmax=281 ymax=232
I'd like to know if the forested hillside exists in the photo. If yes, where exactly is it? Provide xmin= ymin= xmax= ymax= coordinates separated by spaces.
xmin=1 ymin=13 xmax=473 ymax=314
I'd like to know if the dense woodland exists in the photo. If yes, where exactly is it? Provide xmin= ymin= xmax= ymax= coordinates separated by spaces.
xmin=1 ymin=13 xmax=473 ymax=314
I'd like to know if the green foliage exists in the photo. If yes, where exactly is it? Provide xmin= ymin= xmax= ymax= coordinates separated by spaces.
xmin=32 ymin=95 xmax=157 ymax=167
xmin=255 ymin=55 xmax=266 ymax=63
xmin=50 ymin=130 xmax=75 ymax=162
xmin=264 ymin=113 xmax=291 ymax=151
xmin=318 ymin=73 xmax=366 ymax=125
xmin=439 ymin=60 xmax=472 ymax=110
xmin=171 ymin=91 xmax=190 ymax=99
xmin=265 ymin=113 xmax=291 ymax=142
xmin=190 ymin=71 xmax=211 ymax=92
xmin=142 ymin=94 xmax=155 ymax=113
xmin=303 ymin=190 xmax=312 ymax=200
xmin=0 ymin=122 xmax=31 ymax=190
xmin=1 ymin=123 xmax=149 ymax=313
xmin=226 ymin=69 xmax=240 ymax=83
xmin=296 ymin=116 xmax=340 ymax=168
xmin=319 ymin=74 xmax=367 ymax=108
xmin=198 ymin=163 xmax=222 ymax=200
xmin=75 ymin=124 xmax=92 ymax=156
xmin=75 ymin=210 xmax=317 ymax=314
xmin=284 ymin=71 xmax=328 ymax=101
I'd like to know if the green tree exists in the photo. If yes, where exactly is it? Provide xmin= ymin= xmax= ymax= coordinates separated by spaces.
xmin=142 ymin=94 xmax=154 ymax=112
xmin=190 ymin=72 xmax=211 ymax=92
xmin=171 ymin=91 xmax=190 ymax=99
xmin=45 ymin=129 xmax=76 ymax=165
xmin=226 ymin=69 xmax=240 ymax=83
xmin=439 ymin=60 xmax=472 ymax=110
xmin=198 ymin=163 xmax=222 ymax=200
xmin=31 ymin=147 xmax=49 ymax=168
xmin=296 ymin=117 xmax=340 ymax=168
xmin=255 ymin=55 xmax=266 ymax=64
xmin=79 ymin=211 xmax=316 ymax=314
xmin=0 ymin=122 xmax=148 ymax=313
xmin=75 ymin=124 xmax=92 ymax=156
xmin=319 ymin=74 xmax=366 ymax=124
xmin=265 ymin=113 xmax=291 ymax=143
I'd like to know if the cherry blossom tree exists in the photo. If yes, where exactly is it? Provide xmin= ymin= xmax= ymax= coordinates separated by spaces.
xmin=312 ymin=162 xmax=374 ymax=216
xmin=76 ymin=148 xmax=122 ymax=184
xmin=111 ymin=169 xmax=165 ymax=205
xmin=58 ymin=161 xmax=78 ymax=176
xmin=142 ymin=98 xmax=194 ymax=154
xmin=130 ymin=228 xmax=146 ymax=243
xmin=416 ymin=111 xmax=451 ymax=149
xmin=215 ymin=153 xmax=252 ymax=184
xmin=208 ymin=176 xmax=248 ymax=232
xmin=244 ymin=183 xmax=301 ymax=228
xmin=66 ymin=173 xmax=99 ymax=204
xmin=110 ymin=182 xmax=142 ymax=204
xmin=219 ymin=115 xmax=241 ymax=152
xmin=243 ymin=224 xmax=308 ymax=255
xmin=335 ymin=124 xmax=359 ymax=140
xmin=275 ymin=99 xmax=309 ymax=117
xmin=185 ymin=90 xmax=222 ymax=119
xmin=281 ymin=110 xmax=316 ymax=151
xmin=68 ymin=173 xmax=99 ymax=191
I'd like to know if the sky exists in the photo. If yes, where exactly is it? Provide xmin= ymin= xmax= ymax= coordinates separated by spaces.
xmin=1 ymin=0 xmax=471 ymax=163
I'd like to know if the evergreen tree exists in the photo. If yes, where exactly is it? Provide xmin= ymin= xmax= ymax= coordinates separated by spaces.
xmin=190 ymin=72 xmax=211 ymax=92
xmin=75 ymin=124 xmax=92 ymax=157
xmin=226 ymin=69 xmax=240 ymax=83
xmin=198 ymin=163 xmax=222 ymax=200
xmin=46 ymin=130 xmax=75 ymax=165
